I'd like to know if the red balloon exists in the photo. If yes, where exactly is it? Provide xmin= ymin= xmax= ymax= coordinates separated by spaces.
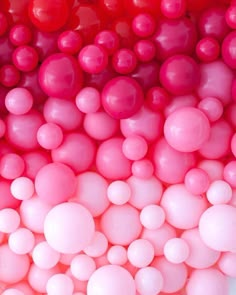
xmin=1 ymin=0 xmax=31 ymax=25
xmin=98 ymin=0 xmax=124 ymax=17
xmin=67 ymin=4 xmax=104 ymax=44
xmin=186 ymin=0 xmax=214 ymax=12
xmin=28 ymin=0 xmax=69 ymax=32
xmin=125 ymin=0 xmax=161 ymax=16
xmin=112 ymin=18 xmax=136 ymax=48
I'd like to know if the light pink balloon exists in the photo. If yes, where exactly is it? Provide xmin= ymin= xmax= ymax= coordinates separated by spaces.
xmin=161 ymin=184 xmax=208 ymax=229
xmin=0 ymin=244 xmax=30 ymax=284
xmin=44 ymin=202 xmax=95 ymax=254
xmin=101 ymin=204 xmax=142 ymax=246
xmin=87 ymin=265 xmax=136 ymax=295
xmin=181 ymin=228 xmax=220 ymax=269
xmin=199 ymin=204 xmax=236 ymax=252
xmin=186 ymin=268 xmax=228 ymax=295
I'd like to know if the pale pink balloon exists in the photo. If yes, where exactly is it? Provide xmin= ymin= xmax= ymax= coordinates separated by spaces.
xmin=6 ymin=280 xmax=35 ymax=295
xmin=20 ymin=195 xmax=52 ymax=233
xmin=127 ymin=239 xmax=155 ymax=268
xmin=107 ymin=180 xmax=131 ymax=205
xmin=0 ymin=208 xmax=20 ymax=233
xmin=161 ymin=184 xmax=208 ymax=229
xmin=164 ymin=238 xmax=190 ymax=264
xmin=206 ymin=180 xmax=232 ymax=204
xmin=10 ymin=177 xmax=34 ymax=200
xmin=71 ymin=254 xmax=96 ymax=281
xmin=46 ymin=274 xmax=74 ymax=295
xmin=107 ymin=245 xmax=128 ymax=265
xmin=28 ymin=264 xmax=60 ymax=293
xmin=218 ymin=251 xmax=236 ymax=278
xmin=87 ymin=265 xmax=136 ymax=295
xmin=8 ymin=227 xmax=35 ymax=254
xmin=44 ymin=202 xmax=95 ymax=254
xmin=127 ymin=175 xmax=163 ymax=209
xmin=152 ymin=257 xmax=188 ymax=293
xmin=83 ymin=231 xmax=108 ymax=258
xmin=6 ymin=282 xmax=35 ymax=295
xmin=181 ymin=228 xmax=220 ymax=269
xmin=135 ymin=267 xmax=163 ymax=295
xmin=140 ymin=204 xmax=165 ymax=230
xmin=32 ymin=241 xmax=60 ymax=269
xmin=0 ymin=244 xmax=30 ymax=284
xmin=141 ymin=223 xmax=177 ymax=256
xmin=199 ymin=204 xmax=236 ymax=252
xmin=186 ymin=268 xmax=228 ymax=295
xmin=101 ymin=204 xmax=142 ymax=246
xmin=73 ymin=172 xmax=109 ymax=217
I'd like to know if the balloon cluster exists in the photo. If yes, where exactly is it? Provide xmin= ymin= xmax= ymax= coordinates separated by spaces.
xmin=0 ymin=0 xmax=235 ymax=294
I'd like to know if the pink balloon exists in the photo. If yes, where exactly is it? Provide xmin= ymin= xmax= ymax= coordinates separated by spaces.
xmin=199 ymin=204 xmax=236 ymax=252
xmin=142 ymin=223 xmax=176 ymax=256
xmin=135 ymin=267 xmax=163 ymax=295
xmin=186 ymin=268 xmax=228 ymax=295
xmin=164 ymin=107 xmax=210 ymax=152
xmin=32 ymin=241 xmax=60 ymax=269
xmin=73 ymin=172 xmax=109 ymax=217
xmin=101 ymin=204 xmax=142 ymax=246
xmin=161 ymin=184 xmax=208 ymax=229
xmin=87 ymin=265 xmax=136 ymax=295
xmin=197 ymin=60 xmax=234 ymax=105
xmin=127 ymin=239 xmax=154 ymax=268
xmin=107 ymin=245 xmax=127 ymax=265
xmin=84 ymin=231 xmax=108 ymax=258
xmin=181 ymin=228 xmax=220 ymax=269
xmin=127 ymin=175 xmax=163 ymax=209
xmin=152 ymin=256 xmax=188 ymax=293
xmin=96 ymin=137 xmax=132 ymax=180
xmin=0 ymin=244 xmax=30 ymax=284
xmin=35 ymin=163 xmax=77 ymax=205
xmin=44 ymin=202 xmax=95 ymax=254
xmin=39 ymin=53 xmax=83 ymax=99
